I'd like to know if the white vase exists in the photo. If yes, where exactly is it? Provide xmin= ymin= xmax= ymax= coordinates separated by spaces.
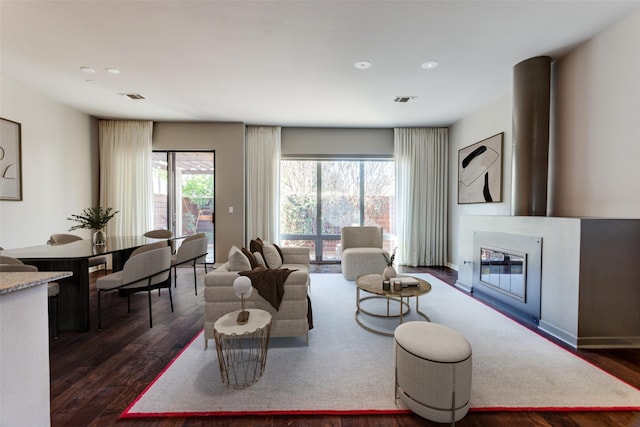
xmin=383 ymin=265 xmax=396 ymax=280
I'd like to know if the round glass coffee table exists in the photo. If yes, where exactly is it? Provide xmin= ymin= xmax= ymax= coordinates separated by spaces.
xmin=355 ymin=273 xmax=431 ymax=336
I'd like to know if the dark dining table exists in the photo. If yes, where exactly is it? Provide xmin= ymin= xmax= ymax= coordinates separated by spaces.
xmin=0 ymin=236 xmax=170 ymax=331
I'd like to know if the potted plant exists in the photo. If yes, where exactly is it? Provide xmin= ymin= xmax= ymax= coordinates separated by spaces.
xmin=67 ymin=206 xmax=119 ymax=246
xmin=382 ymin=247 xmax=397 ymax=279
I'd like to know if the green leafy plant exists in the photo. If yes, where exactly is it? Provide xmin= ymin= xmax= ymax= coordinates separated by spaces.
xmin=67 ymin=207 xmax=119 ymax=231
xmin=383 ymin=247 xmax=397 ymax=266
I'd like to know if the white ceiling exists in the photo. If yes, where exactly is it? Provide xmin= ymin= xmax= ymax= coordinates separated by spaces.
xmin=1 ymin=0 xmax=639 ymax=128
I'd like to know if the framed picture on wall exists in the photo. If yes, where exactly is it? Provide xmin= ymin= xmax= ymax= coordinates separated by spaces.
xmin=458 ymin=132 xmax=503 ymax=204
xmin=0 ymin=118 xmax=23 ymax=201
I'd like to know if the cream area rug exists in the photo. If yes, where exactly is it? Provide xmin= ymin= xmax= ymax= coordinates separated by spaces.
xmin=122 ymin=273 xmax=640 ymax=418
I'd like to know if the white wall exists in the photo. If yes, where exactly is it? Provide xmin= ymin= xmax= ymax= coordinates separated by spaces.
xmin=0 ymin=77 xmax=97 ymax=249
xmin=448 ymin=91 xmax=512 ymax=269
xmin=550 ymin=8 xmax=640 ymax=218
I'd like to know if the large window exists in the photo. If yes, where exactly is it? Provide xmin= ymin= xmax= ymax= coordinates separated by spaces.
xmin=280 ymin=159 xmax=395 ymax=262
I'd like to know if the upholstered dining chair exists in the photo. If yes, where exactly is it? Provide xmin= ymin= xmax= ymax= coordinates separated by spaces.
xmin=0 ymin=257 xmax=60 ymax=338
xmin=143 ymin=229 xmax=174 ymax=253
xmin=143 ymin=229 xmax=173 ymax=239
xmin=171 ymin=233 xmax=208 ymax=295
xmin=48 ymin=233 xmax=109 ymax=274
xmin=95 ymin=246 xmax=172 ymax=329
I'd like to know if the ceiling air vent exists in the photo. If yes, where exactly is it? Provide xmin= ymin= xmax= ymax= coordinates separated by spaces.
xmin=119 ymin=93 xmax=146 ymax=100
xmin=394 ymin=96 xmax=416 ymax=103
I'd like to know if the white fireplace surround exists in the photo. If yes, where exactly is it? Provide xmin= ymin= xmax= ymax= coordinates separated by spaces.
xmin=457 ymin=215 xmax=640 ymax=349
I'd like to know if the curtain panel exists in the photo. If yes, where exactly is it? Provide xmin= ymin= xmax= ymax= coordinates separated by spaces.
xmin=394 ymin=128 xmax=448 ymax=266
xmin=245 ymin=126 xmax=281 ymax=244
xmin=99 ymin=120 xmax=153 ymax=237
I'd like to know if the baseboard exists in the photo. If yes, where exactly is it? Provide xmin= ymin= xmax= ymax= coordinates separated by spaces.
xmin=454 ymin=280 xmax=472 ymax=293
xmin=538 ymin=320 xmax=578 ymax=348
xmin=447 ymin=262 xmax=458 ymax=271
xmin=576 ymin=336 xmax=640 ymax=349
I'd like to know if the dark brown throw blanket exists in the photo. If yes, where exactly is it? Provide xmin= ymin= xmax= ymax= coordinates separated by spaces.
xmin=239 ymin=266 xmax=294 ymax=310
xmin=238 ymin=266 xmax=314 ymax=329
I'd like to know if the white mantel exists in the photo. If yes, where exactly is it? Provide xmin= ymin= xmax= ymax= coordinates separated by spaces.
xmin=457 ymin=215 xmax=640 ymax=349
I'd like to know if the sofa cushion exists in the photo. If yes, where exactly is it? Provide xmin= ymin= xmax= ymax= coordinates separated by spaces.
xmin=228 ymin=245 xmax=252 ymax=271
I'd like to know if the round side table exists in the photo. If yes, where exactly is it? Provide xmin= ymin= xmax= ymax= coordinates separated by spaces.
xmin=213 ymin=308 xmax=272 ymax=389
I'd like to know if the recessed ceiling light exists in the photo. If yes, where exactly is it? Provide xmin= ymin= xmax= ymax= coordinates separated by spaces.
xmin=394 ymin=96 xmax=416 ymax=103
xmin=119 ymin=93 xmax=145 ymax=100
xmin=80 ymin=66 xmax=95 ymax=73
xmin=421 ymin=61 xmax=439 ymax=70
xmin=105 ymin=68 xmax=120 ymax=74
xmin=354 ymin=60 xmax=372 ymax=70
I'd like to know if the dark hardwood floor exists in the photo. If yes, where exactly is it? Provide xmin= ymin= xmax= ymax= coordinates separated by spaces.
xmin=49 ymin=265 xmax=640 ymax=426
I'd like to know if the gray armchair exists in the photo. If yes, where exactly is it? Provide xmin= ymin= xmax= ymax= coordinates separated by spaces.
xmin=340 ymin=226 xmax=389 ymax=280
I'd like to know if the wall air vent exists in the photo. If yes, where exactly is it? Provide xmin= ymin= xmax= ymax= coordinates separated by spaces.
xmin=394 ymin=96 xmax=416 ymax=103
xmin=119 ymin=93 xmax=146 ymax=100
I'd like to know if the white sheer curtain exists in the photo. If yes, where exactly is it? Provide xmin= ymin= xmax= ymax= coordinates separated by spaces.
xmin=394 ymin=128 xmax=448 ymax=266
xmin=246 ymin=126 xmax=281 ymax=243
xmin=99 ymin=120 xmax=153 ymax=237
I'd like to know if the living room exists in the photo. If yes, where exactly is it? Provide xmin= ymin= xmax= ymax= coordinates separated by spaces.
xmin=1 ymin=1 xmax=640 ymax=426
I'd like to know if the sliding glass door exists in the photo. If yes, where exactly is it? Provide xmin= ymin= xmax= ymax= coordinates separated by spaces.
xmin=152 ymin=151 xmax=215 ymax=263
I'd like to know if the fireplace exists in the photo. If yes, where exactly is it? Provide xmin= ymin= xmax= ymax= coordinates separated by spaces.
xmin=472 ymin=231 xmax=542 ymax=324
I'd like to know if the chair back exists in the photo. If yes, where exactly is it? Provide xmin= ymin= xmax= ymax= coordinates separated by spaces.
xmin=341 ymin=226 xmax=383 ymax=252
xmin=49 ymin=233 xmax=83 ymax=245
xmin=122 ymin=246 xmax=171 ymax=288
xmin=0 ymin=255 xmax=25 ymax=265
xmin=143 ymin=229 xmax=173 ymax=239
xmin=0 ymin=264 xmax=38 ymax=272
xmin=176 ymin=234 xmax=208 ymax=264
xmin=130 ymin=241 xmax=168 ymax=258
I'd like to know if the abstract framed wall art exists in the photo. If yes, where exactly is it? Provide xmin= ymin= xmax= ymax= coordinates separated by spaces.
xmin=458 ymin=132 xmax=503 ymax=204
xmin=0 ymin=118 xmax=23 ymax=201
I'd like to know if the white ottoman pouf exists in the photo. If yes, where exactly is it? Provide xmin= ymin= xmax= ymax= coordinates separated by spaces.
xmin=341 ymin=247 xmax=387 ymax=280
xmin=394 ymin=321 xmax=472 ymax=424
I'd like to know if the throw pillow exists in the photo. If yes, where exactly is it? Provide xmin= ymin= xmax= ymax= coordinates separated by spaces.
xmin=273 ymin=243 xmax=284 ymax=261
xmin=262 ymin=242 xmax=283 ymax=269
xmin=250 ymin=238 xmax=263 ymax=255
xmin=228 ymin=245 xmax=252 ymax=271
xmin=241 ymin=247 xmax=258 ymax=269
xmin=253 ymin=251 xmax=266 ymax=268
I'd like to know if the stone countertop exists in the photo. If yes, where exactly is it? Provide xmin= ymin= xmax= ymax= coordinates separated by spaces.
xmin=0 ymin=271 xmax=73 ymax=295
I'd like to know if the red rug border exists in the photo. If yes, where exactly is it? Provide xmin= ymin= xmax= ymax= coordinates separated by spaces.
xmin=120 ymin=274 xmax=640 ymax=419
xmin=122 ymin=405 xmax=640 ymax=419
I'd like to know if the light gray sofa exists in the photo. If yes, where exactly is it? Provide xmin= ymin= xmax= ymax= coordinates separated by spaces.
xmin=203 ymin=245 xmax=310 ymax=348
